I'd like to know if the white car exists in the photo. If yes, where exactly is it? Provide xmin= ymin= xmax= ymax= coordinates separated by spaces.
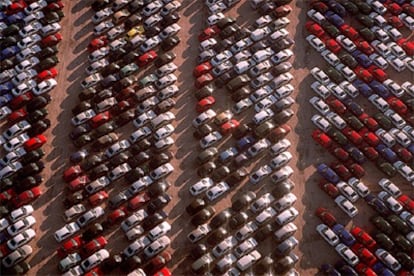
xmin=306 ymin=34 xmax=325 ymax=52
xmin=274 ymin=222 xmax=297 ymax=242
xmin=140 ymin=35 xmax=162 ymax=53
xmin=9 ymin=205 xmax=34 ymax=223
xmin=129 ymin=126 xmax=152 ymax=144
xmin=274 ymin=193 xmax=297 ymax=212
xmin=310 ymin=67 xmax=330 ymax=85
xmin=236 ymin=250 xmax=261 ymax=272
xmin=109 ymin=163 xmax=131 ymax=181
xmin=336 ymin=35 xmax=356 ymax=52
xmin=187 ymin=223 xmax=212 ymax=243
xmin=64 ymin=204 xmax=86 ymax=222
xmin=311 ymin=81 xmax=330 ymax=99
xmin=0 ymin=218 xmax=9 ymax=232
xmin=206 ymin=181 xmax=230 ymax=201
xmin=0 ymin=161 xmax=22 ymax=180
xmin=212 ymin=236 xmax=238 ymax=258
xmin=93 ymin=20 xmax=114 ymax=35
xmin=384 ymin=79 xmax=404 ymax=98
xmin=134 ymin=110 xmax=157 ymax=128
xmin=247 ymin=138 xmax=271 ymax=158
xmin=154 ymin=136 xmax=174 ymax=151
xmin=309 ymin=96 xmax=330 ymax=115
xmin=311 ymin=114 xmax=332 ymax=132
xmin=2 ymin=244 xmax=32 ymax=268
xmin=193 ymin=109 xmax=217 ymax=128
xmin=155 ymin=62 xmax=178 ymax=78
xmin=234 ymin=237 xmax=258 ymax=258
xmin=206 ymin=12 xmax=225 ymax=26
xmin=11 ymin=79 xmax=37 ymax=96
xmin=121 ymin=209 xmax=148 ymax=233
xmin=81 ymin=73 xmax=103 ymax=89
xmin=85 ymin=59 xmax=109 ymax=75
xmin=388 ymin=41 xmax=405 ymax=59
xmin=18 ymin=20 xmax=43 ymax=37
xmin=148 ymin=221 xmax=171 ymax=241
xmin=326 ymin=112 xmax=346 ymax=130
xmin=40 ymin=22 xmax=61 ymax=37
xmin=32 ymin=78 xmax=57 ymax=95
xmin=125 ymin=225 xmax=144 ymax=241
xmin=249 ymin=165 xmax=272 ymax=184
xmin=235 ymin=221 xmax=258 ymax=241
xmin=378 ymin=178 xmax=401 ymax=197
xmin=250 ymin=193 xmax=275 ymax=214
xmin=335 ymin=243 xmax=359 ymax=266
xmin=154 ymin=74 xmax=177 ymax=90
xmin=4 ymin=133 xmax=30 ymax=152
xmin=17 ymin=34 xmax=42 ymax=49
xmin=271 ymin=166 xmax=294 ymax=184
xmin=270 ymin=49 xmax=293 ymax=65
xmin=335 ymin=195 xmax=358 ymax=218
xmin=253 ymin=108 xmax=274 ymax=125
xmin=389 ymin=128 xmax=411 ymax=147
xmin=123 ymin=235 xmax=152 ymax=257
xmin=216 ymin=254 xmax=237 ymax=273
xmin=402 ymin=81 xmax=414 ymax=96
xmin=105 ymin=139 xmax=131 ymax=158
xmin=368 ymin=94 xmax=389 ymax=112
xmin=327 ymin=82 xmax=347 ymax=100
xmin=142 ymin=0 xmax=163 ymax=16
xmin=275 ymin=207 xmax=299 ymax=226
xmin=92 ymin=7 xmax=113 ymax=24
xmin=348 ymin=178 xmax=370 ymax=198
xmin=190 ymin=177 xmax=214 ymax=196
xmin=71 ymin=109 xmax=96 ymax=126
xmin=316 ymin=224 xmax=340 ymax=246
xmin=199 ymin=38 xmax=217 ymax=52
xmin=88 ymin=47 xmax=110 ymax=62
xmin=150 ymin=163 xmax=174 ymax=180
xmin=375 ymin=249 xmax=401 ymax=271
xmin=76 ymin=206 xmax=105 ymax=228
xmin=159 ymin=23 xmax=181 ymax=40
xmin=255 ymin=206 xmax=277 ymax=225
xmin=307 ymin=9 xmax=326 ymax=24
xmin=231 ymin=38 xmax=254 ymax=54
xmin=3 ymin=120 xmax=31 ymax=141
xmin=212 ymin=60 xmax=233 ymax=77
xmin=400 ymin=211 xmax=414 ymax=230
xmin=378 ymin=191 xmax=403 ymax=213
xmin=271 ymin=139 xmax=291 ymax=156
xmin=375 ymin=128 xmax=396 ymax=148
xmin=154 ymin=124 xmax=175 ymax=140
xmin=211 ymin=50 xmax=233 ymax=67
xmin=372 ymin=40 xmax=391 ymax=57
xmin=208 ymin=1 xmax=227 ymax=14
xmin=270 ymin=151 xmax=292 ymax=170
xmin=81 ymin=249 xmax=109 ymax=272
xmin=6 ymin=228 xmax=36 ymax=251
xmin=232 ymin=98 xmax=253 ymax=114
xmin=59 ymin=253 xmax=82 ymax=273
xmin=0 ymin=147 xmax=26 ymax=167
xmin=144 ymin=235 xmax=170 ymax=259
xmin=200 ymin=131 xmax=223 ymax=149
xmin=322 ymin=50 xmax=340 ymax=67
xmin=85 ymin=176 xmax=111 ymax=195
xmin=393 ymin=161 xmax=414 ymax=183
xmin=250 ymin=26 xmax=272 ymax=42
xmin=369 ymin=53 xmax=389 ymax=70
xmin=400 ymin=13 xmax=414 ymax=30
xmin=54 ymin=222 xmax=80 ymax=242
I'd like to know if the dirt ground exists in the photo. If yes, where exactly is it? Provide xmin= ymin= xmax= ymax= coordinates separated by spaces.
xmin=22 ymin=0 xmax=414 ymax=275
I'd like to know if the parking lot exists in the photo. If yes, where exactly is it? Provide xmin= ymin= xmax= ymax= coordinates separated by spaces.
xmin=1 ymin=0 xmax=414 ymax=275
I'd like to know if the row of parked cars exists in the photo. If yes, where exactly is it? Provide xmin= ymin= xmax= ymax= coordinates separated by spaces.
xmin=306 ymin=0 xmax=414 ymax=274
xmin=55 ymin=0 xmax=184 ymax=275
xmin=0 ymin=0 xmax=65 ymax=273
xmin=186 ymin=0 xmax=300 ymax=275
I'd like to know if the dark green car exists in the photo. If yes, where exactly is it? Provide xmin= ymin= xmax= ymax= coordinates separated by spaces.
xmin=326 ymin=66 xmax=344 ymax=84
xmin=375 ymin=233 xmax=394 ymax=251
xmin=376 ymin=159 xmax=397 ymax=177
xmin=387 ymin=215 xmax=411 ymax=234
xmin=327 ymin=128 xmax=348 ymax=145
xmin=374 ymin=113 xmax=393 ymax=130
xmin=359 ymin=28 xmax=376 ymax=42
xmin=356 ymin=14 xmax=374 ymax=27
xmin=197 ymin=147 xmax=218 ymax=165
xmin=371 ymin=216 xmax=394 ymax=235
xmin=392 ymin=234 xmax=413 ymax=253
xmin=321 ymin=21 xmax=341 ymax=37
xmin=345 ymin=115 xmax=364 ymax=131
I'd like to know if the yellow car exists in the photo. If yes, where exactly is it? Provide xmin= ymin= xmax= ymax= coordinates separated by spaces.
xmin=127 ymin=25 xmax=145 ymax=39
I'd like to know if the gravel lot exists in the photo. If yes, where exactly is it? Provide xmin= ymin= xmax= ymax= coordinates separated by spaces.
xmin=21 ymin=0 xmax=414 ymax=275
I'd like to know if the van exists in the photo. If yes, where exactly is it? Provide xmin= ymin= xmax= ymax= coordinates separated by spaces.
xmin=192 ymin=253 xmax=214 ymax=274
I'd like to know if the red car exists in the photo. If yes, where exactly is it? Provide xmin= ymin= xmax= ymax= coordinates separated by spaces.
xmin=220 ymin=119 xmax=240 ymax=135
xmin=355 ymin=40 xmax=374 ymax=55
xmin=397 ymin=38 xmax=414 ymax=56
xmin=339 ymin=24 xmax=359 ymax=41
xmin=198 ymin=25 xmax=220 ymax=41
xmin=89 ymin=111 xmax=111 ymax=128
xmin=41 ymin=33 xmax=63 ymax=47
xmin=355 ymin=263 xmax=377 ymax=276
xmin=9 ymin=92 xmax=34 ymax=110
xmin=193 ymin=61 xmax=213 ymax=78
xmin=153 ymin=267 xmax=172 ymax=276
xmin=46 ymin=1 xmax=65 ymax=11
xmin=318 ymin=180 xmax=340 ymax=198
xmin=0 ymin=244 xmax=11 ymax=258
xmin=305 ymin=21 xmax=325 ymax=38
xmin=273 ymin=5 xmax=292 ymax=18
xmin=358 ymin=113 xmax=379 ymax=131
xmin=327 ymin=98 xmax=347 ymax=114
xmin=315 ymin=207 xmax=337 ymax=227
xmin=331 ymin=147 xmax=349 ymax=161
xmin=367 ymin=65 xmax=387 ymax=82
xmin=387 ymin=97 xmax=407 ymax=115
xmin=196 ymin=96 xmax=215 ymax=113
xmin=342 ymin=127 xmax=363 ymax=145
xmin=386 ymin=14 xmax=404 ymax=28
xmin=137 ymin=50 xmax=157 ymax=66
xmin=348 ymin=163 xmax=365 ymax=178
xmin=311 ymin=1 xmax=329 ymax=13
xmin=8 ymin=108 xmax=28 ymax=123
xmin=331 ymin=162 xmax=352 ymax=180
xmin=361 ymin=146 xmax=379 ymax=161
xmin=312 ymin=129 xmax=333 ymax=148
xmin=63 ymin=165 xmax=83 ymax=183
xmin=351 ymin=226 xmax=377 ymax=250
xmin=128 ymin=191 xmax=151 ymax=210
xmin=83 ymin=236 xmax=108 ymax=255
xmin=57 ymin=235 xmax=83 ymax=257
xmin=12 ymin=187 xmax=41 ymax=207
xmin=354 ymin=66 xmax=373 ymax=83
xmin=84 ymin=267 xmax=102 ymax=276
xmin=107 ymin=207 xmax=127 ymax=224
xmin=386 ymin=2 xmax=402 ymax=15
xmin=24 ymin=134 xmax=47 ymax=151
xmin=402 ymin=3 xmax=414 ymax=17
xmin=0 ymin=188 xmax=16 ymax=203
xmin=6 ymin=0 xmax=27 ymax=14
xmin=350 ymin=243 xmax=377 ymax=266
xmin=398 ymin=194 xmax=414 ymax=214
xmin=324 ymin=39 xmax=342 ymax=54
xmin=393 ymin=144 xmax=413 ymax=163
xmin=89 ymin=191 xmax=109 ymax=206
xmin=68 ymin=175 xmax=90 ymax=191
xmin=146 ymin=251 xmax=172 ymax=274
xmin=88 ymin=36 xmax=108 ymax=52
xmin=195 ymin=73 xmax=214 ymax=89
xmin=359 ymin=129 xmax=380 ymax=146
xmin=37 ymin=68 xmax=58 ymax=81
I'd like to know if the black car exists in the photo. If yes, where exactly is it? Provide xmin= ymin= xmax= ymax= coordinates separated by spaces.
xmin=209 ymin=209 xmax=232 ymax=229
xmin=155 ymin=98 xmax=175 ymax=114
xmin=195 ymin=84 xmax=214 ymax=100
xmin=27 ymin=96 xmax=51 ymax=112
xmin=15 ymin=175 xmax=43 ymax=193
xmin=255 ymin=256 xmax=274 ymax=275
xmin=127 ymin=151 xmax=150 ymax=168
xmin=125 ymin=167 xmax=145 ymax=184
xmin=74 ymin=134 xmax=92 ymax=148
xmin=232 ymin=124 xmax=251 ymax=140
xmin=20 ymin=149 xmax=45 ymax=165
xmin=101 ymin=254 xmax=123 ymax=274
xmin=161 ymin=12 xmax=180 ymax=28
xmin=217 ymin=16 xmax=236 ymax=29
xmin=36 ymin=56 xmax=59 ymax=71
xmin=91 ymin=122 xmax=116 ymax=139
xmin=92 ymin=89 xmax=113 ymax=104
xmin=186 ymin=198 xmax=207 ymax=216
xmin=190 ymin=244 xmax=208 ymax=260
xmin=18 ymin=161 xmax=45 ymax=178
xmin=80 ymin=153 xmax=105 ymax=171
xmin=125 ymin=14 xmax=143 ymax=29
xmin=70 ymin=149 xmax=89 ymax=164
xmin=89 ymin=164 xmax=110 ymax=180
xmin=147 ymin=194 xmax=171 ymax=214
xmin=154 ymin=52 xmax=176 ymax=68
xmin=211 ymin=166 xmax=230 ymax=182
xmin=129 ymin=139 xmax=152 ymax=154
xmin=231 ymin=191 xmax=256 ymax=211
xmin=231 ymin=86 xmax=251 ymax=102
xmin=63 ymin=191 xmax=83 ymax=208
xmin=72 ymin=101 xmax=92 ymax=116
xmin=36 ymin=46 xmax=58 ymax=59
xmin=26 ymin=108 xmax=49 ymax=125
xmin=147 ymin=180 xmax=171 ymax=198
xmin=28 ymin=119 xmax=51 ymax=136
xmin=206 ymin=227 xmax=227 ymax=246
xmin=121 ymin=255 xmax=142 ymax=273
xmin=108 ymin=192 xmax=128 ymax=209
xmin=161 ymin=35 xmax=180 ymax=51
xmin=109 ymin=152 xmax=131 ymax=168
xmin=197 ymin=161 xmax=216 ymax=177
xmin=193 ymin=124 xmax=214 ymax=140
xmin=101 ymin=63 xmax=121 ymax=77
xmin=115 ymin=110 xmax=135 ymax=127
xmin=254 ymin=223 xmax=273 ymax=242
xmin=1 ymin=58 xmax=15 ymax=70
xmin=142 ymin=211 xmax=168 ymax=231
xmin=148 ymin=153 xmax=172 ymax=170
xmin=127 ymin=0 xmax=144 ymax=13
xmin=226 ymin=168 xmax=248 ymax=187
xmin=272 ymin=179 xmax=295 ymax=198
xmin=82 ymin=223 xmax=104 ymax=242
xmin=70 ymin=124 xmax=92 ymax=140
xmin=229 ymin=211 xmax=248 ymax=229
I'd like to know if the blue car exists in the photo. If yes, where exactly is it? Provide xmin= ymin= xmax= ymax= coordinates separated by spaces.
xmin=0 ymin=11 xmax=6 ymax=21
xmin=344 ymin=98 xmax=364 ymax=116
xmin=355 ymin=53 xmax=372 ymax=68
xmin=344 ymin=144 xmax=367 ymax=164
xmin=365 ymin=193 xmax=391 ymax=216
xmin=320 ymin=264 xmax=341 ymax=276
xmin=369 ymin=80 xmax=391 ymax=99
xmin=327 ymin=0 xmax=347 ymax=17
xmin=0 ymin=81 xmax=15 ymax=96
xmin=236 ymin=135 xmax=256 ymax=151
xmin=324 ymin=11 xmax=345 ymax=27
xmin=6 ymin=11 xmax=25 ymax=24
xmin=317 ymin=163 xmax=340 ymax=184
xmin=219 ymin=147 xmax=238 ymax=163
xmin=376 ymin=144 xmax=398 ymax=163
xmin=1 ymin=45 xmax=20 ymax=60
xmin=371 ymin=261 xmax=395 ymax=276
xmin=352 ymin=79 xmax=373 ymax=98
xmin=0 ymin=93 xmax=13 ymax=107
xmin=332 ymin=224 xmax=356 ymax=246
xmin=407 ymin=144 xmax=414 ymax=155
